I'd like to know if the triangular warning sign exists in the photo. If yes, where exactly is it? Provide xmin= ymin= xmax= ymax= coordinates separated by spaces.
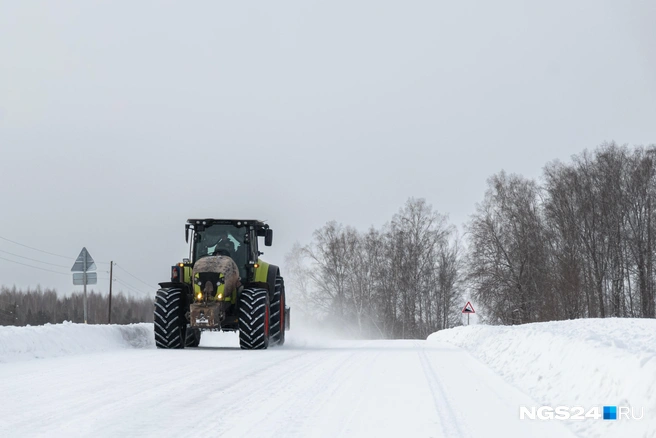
xmin=462 ymin=301 xmax=475 ymax=314
xmin=71 ymin=247 xmax=96 ymax=272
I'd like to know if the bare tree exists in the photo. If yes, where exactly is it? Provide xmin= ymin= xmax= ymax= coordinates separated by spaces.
xmin=287 ymin=198 xmax=463 ymax=338
xmin=468 ymin=172 xmax=549 ymax=325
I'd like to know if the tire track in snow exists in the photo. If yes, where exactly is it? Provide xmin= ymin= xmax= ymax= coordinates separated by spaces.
xmin=192 ymin=347 xmax=364 ymax=437
xmin=417 ymin=343 xmax=470 ymax=438
xmin=251 ymin=348 xmax=366 ymax=438
xmin=334 ymin=350 xmax=382 ymax=438
xmin=190 ymin=349 xmax=339 ymax=437
xmin=27 ymin=349 xmax=320 ymax=437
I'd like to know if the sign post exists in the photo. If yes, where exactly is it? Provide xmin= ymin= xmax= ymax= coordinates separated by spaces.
xmin=71 ymin=247 xmax=97 ymax=324
xmin=462 ymin=301 xmax=475 ymax=325
xmin=108 ymin=261 xmax=113 ymax=324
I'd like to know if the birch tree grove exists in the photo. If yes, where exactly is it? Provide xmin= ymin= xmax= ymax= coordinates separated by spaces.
xmin=291 ymin=142 xmax=656 ymax=335
xmin=288 ymin=198 xmax=464 ymax=338
xmin=470 ymin=142 xmax=656 ymax=324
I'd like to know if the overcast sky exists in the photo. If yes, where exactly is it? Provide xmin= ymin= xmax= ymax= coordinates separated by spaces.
xmin=0 ymin=0 xmax=654 ymax=298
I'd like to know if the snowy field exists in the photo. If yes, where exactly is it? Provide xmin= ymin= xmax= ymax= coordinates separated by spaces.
xmin=429 ymin=318 xmax=656 ymax=438
xmin=0 ymin=320 xmax=652 ymax=437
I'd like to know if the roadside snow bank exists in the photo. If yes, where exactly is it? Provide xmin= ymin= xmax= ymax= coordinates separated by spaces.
xmin=0 ymin=322 xmax=154 ymax=363
xmin=428 ymin=319 xmax=656 ymax=438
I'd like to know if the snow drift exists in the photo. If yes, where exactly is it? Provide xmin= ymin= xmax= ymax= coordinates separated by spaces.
xmin=429 ymin=318 xmax=656 ymax=438
xmin=0 ymin=322 xmax=154 ymax=363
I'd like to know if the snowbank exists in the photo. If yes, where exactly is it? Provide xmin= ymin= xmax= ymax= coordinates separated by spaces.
xmin=0 ymin=322 xmax=154 ymax=363
xmin=428 ymin=318 xmax=656 ymax=438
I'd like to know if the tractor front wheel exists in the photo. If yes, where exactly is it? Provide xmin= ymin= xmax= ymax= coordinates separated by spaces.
xmin=185 ymin=326 xmax=201 ymax=347
xmin=238 ymin=288 xmax=270 ymax=349
xmin=154 ymin=287 xmax=186 ymax=349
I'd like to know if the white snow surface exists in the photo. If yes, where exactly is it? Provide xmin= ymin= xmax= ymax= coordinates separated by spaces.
xmin=4 ymin=320 xmax=653 ymax=437
xmin=428 ymin=318 xmax=656 ymax=438
xmin=0 ymin=321 xmax=153 ymax=363
xmin=0 ymin=323 xmax=580 ymax=438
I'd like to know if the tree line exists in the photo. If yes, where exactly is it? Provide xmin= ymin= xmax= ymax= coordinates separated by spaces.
xmin=286 ymin=198 xmax=464 ymax=339
xmin=288 ymin=142 xmax=656 ymax=336
xmin=469 ymin=142 xmax=656 ymax=324
xmin=0 ymin=286 xmax=153 ymax=326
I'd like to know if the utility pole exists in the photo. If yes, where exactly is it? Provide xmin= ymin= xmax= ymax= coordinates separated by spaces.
xmin=108 ymin=261 xmax=113 ymax=324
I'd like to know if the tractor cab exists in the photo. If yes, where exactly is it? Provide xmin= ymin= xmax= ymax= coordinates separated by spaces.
xmin=186 ymin=219 xmax=273 ymax=282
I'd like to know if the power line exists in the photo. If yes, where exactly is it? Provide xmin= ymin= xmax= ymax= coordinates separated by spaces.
xmin=111 ymin=274 xmax=152 ymax=297
xmin=0 ymin=255 xmax=71 ymax=276
xmin=0 ymin=237 xmax=146 ymax=295
xmin=108 ymin=271 xmax=142 ymax=290
xmin=114 ymin=278 xmax=152 ymax=297
xmin=0 ymin=235 xmax=111 ymax=264
xmin=114 ymin=264 xmax=154 ymax=289
xmin=0 ymin=248 xmax=71 ymax=268
xmin=0 ymin=235 xmax=72 ymax=259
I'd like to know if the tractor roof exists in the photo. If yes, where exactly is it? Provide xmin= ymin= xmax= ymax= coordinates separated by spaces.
xmin=186 ymin=218 xmax=268 ymax=229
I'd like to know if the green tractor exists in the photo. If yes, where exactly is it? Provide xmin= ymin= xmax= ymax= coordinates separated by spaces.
xmin=154 ymin=219 xmax=289 ymax=350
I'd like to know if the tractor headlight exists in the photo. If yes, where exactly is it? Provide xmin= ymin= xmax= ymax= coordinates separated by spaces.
xmin=218 ymin=293 xmax=223 ymax=300
xmin=196 ymin=292 xmax=203 ymax=300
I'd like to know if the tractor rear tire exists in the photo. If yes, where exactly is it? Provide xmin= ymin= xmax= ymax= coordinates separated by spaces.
xmin=185 ymin=327 xmax=201 ymax=347
xmin=238 ymin=288 xmax=270 ymax=350
xmin=154 ymin=287 xmax=186 ymax=349
xmin=269 ymin=277 xmax=286 ymax=346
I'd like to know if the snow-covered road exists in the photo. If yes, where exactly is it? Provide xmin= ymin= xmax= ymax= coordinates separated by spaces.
xmin=0 ymin=331 xmax=575 ymax=438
